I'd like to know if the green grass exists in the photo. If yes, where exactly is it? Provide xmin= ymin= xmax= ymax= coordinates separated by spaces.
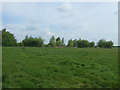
xmin=0 ymin=46 xmax=2 ymax=89
xmin=2 ymin=47 xmax=118 ymax=88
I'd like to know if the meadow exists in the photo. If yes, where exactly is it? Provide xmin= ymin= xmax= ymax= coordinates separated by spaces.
xmin=2 ymin=47 xmax=118 ymax=88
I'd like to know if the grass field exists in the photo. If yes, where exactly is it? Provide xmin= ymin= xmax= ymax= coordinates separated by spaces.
xmin=2 ymin=47 xmax=118 ymax=88
xmin=0 ymin=47 xmax=2 ymax=89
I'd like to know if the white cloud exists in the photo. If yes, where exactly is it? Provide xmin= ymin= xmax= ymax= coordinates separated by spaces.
xmin=2 ymin=0 xmax=119 ymax=2
xmin=43 ymin=28 xmax=54 ymax=36
xmin=0 ymin=2 xmax=2 ymax=29
xmin=57 ymin=3 xmax=72 ymax=12
xmin=2 ymin=2 xmax=118 ymax=45
xmin=5 ymin=22 xmax=54 ymax=43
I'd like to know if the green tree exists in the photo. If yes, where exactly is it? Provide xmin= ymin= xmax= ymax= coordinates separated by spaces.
xmin=67 ymin=39 xmax=73 ymax=47
xmin=22 ymin=35 xmax=29 ymax=46
xmin=17 ymin=42 xmax=24 ymax=46
xmin=97 ymin=39 xmax=113 ymax=48
xmin=0 ymin=30 xmax=2 ymax=46
xmin=49 ymin=36 xmax=56 ymax=47
xmin=56 ymin=37 xmax=60 ymax=41
xmin=61 ymin=38 xmax=65 ymax=47
xmin=56 ymin=37 xmax=61 ymax=47
xmin=89 ymin=42 xmax=95 ymax=48
xmin=73 ymin=39 xmax=78 ymax=47
xmin=104 ymin=41 xmax=113 ymax=48
xmin=2 ymin=28 xmax=17 ymax=46
xmin=22 ymin=36 xmax=44 ymax=47
xmin=77 ymin=39 xmax=89 ymax=48
xmin=97 ymin=39 xmax=106 ymax=48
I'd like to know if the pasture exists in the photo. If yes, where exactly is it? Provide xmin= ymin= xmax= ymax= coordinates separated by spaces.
xmin=2 ymin=47 xmax=118 ymax=88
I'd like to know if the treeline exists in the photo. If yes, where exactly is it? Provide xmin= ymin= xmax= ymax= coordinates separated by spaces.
xmin=1 ymin=29 xmax=113 ymax=48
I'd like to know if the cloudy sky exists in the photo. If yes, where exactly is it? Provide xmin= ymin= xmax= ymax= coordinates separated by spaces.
xmin=2 ymin=2 xmax=118 ymax=45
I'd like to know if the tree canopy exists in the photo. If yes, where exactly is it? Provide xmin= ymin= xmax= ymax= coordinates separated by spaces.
xmin=77 ymin=39 xmax=90 ymax=48
xmin=97 ymin=39 xmax=113 ymax=48
xmin=0 ymin=30 xmax=2 ymax=46
xmin=1 ymin=28 xmax=114 ymax=48
xmin=22 ymin=36 xmax=44 ymax=47
xmin=2 ymin=28 xmax=17 ymax=46
xmin=48 ymin=36 xmax=56 ymax=47
xmin=67 ymin=39 xmax=73 ymax=47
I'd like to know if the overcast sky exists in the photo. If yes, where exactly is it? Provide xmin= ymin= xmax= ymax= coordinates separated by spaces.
xmin=2 ymin=2 xmax=118 ymax=45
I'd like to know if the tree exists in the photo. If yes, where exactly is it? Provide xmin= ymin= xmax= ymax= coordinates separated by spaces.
xmin=56 ymin=37 xmax=60 ymax=41
xmin=22 ymin=36 xmax=44 ymax=47
xmin=73 ymin=39 xmax=78 ymax=47
xmin=89 ymin=42 xmax=95 ymax=48
xmin=2 ymin=28 xmax=17 ymax=46
xmin=97 ymin=39 xmax=113 ymax=48
xmin=0 ymin=30 xmax=2 ymax=46
xmin=97 ymin=39 xmax=106 ymax=48
xmin=77 ymin=39 xmax=90 ymax=48
xmin=67 ymin=39 xmax=73 ymax=47
xmin=104 ymin=41 xmax=113 ymax=48
xmin=49 ymin=36 xmax=56 ymax=47
xmin=61 ymin=38 xmax=65 ymax=47
xmin=22 ymin=35 xmax=29 ymax=46
xmin=56 ymin=37 xmax=61 ymax=47
xmin=17 ymin=42 xmax=24 ymax=46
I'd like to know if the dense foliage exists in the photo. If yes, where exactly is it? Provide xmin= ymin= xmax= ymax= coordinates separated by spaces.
xmin=48 ymin=36 xmax=65 ymax=47
xmin=97 ymin=39 xmax=113 ymax=48
xmin=77 ymin=39 xmax=90 ymax=48
xmin=2 ymin=29 xmax=17 ymax=46
xmin=67 ymin=39 xmax=73 ymax=47
xmin=48 ymin=36 xmax=56 ymax=47
xmin=0 ymin=30 xmax=2 ymax=46
xmin=1 ymin=29 xmax=114 ymax=48
xmin=67 ymin=39 xmax=95 ymax=48
xmin=22 ymin=36 xmax=44 ymax=47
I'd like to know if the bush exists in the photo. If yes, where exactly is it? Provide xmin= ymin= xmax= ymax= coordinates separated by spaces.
xmin=77 ymin=39 xmax=89 ymax=48
xmin=97 ymin=39 xmax=113 ymax=48
xmin=2 ymin=28 xmax=17 ymax=46
xmin=22 ymin=36 xmax=44 ymax=47
xmin=17 ymin=42 xmax=24 ymax=46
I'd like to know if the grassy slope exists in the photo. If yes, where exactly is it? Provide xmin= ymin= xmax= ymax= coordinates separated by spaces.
xmin=0 ymin=47 xmax=2 ymax=89
xmin=2 ymin=47 xmax=118 ymax=88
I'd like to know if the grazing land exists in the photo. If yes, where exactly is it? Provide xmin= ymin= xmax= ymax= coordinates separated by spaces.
xmin=2 ymin=47 xmax=118 ymax=88
xmin=0 ymin=47 xmax=2 ymax=89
